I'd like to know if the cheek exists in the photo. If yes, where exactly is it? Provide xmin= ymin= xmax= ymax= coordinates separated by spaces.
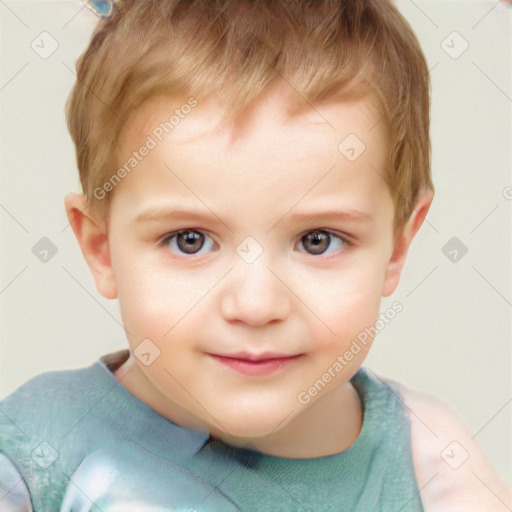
xmin=111 ymin=252 xmax=170 ymax=336
xmin=114 ymin=258 xmax=218 ymax=343
xmin=119 ymin=282 xmax=183 ymax=342
xmin=302 ymin=259 xmax=387 ymax=341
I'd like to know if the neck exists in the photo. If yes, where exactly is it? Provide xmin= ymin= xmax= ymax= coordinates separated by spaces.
xmin=114 ymin=356 xmax=363 ymax=459
xmin=211 ymin=381 xmax=363 ymax=459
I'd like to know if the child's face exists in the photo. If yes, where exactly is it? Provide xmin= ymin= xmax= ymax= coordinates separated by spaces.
xmin=91 ymin=85 xmax=404 ymax=444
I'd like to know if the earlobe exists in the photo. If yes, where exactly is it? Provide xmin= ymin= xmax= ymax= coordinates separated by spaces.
xmin=382 ymin=191 xmax=434 ymax=297
xmin=64 ymin=193 xmax=117 ymax=300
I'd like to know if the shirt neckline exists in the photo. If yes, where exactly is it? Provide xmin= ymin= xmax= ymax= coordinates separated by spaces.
xmin=96 ymin=349 xmax=210 ymax=456
xmin=95 ymin=349 xmax=375 ymax=465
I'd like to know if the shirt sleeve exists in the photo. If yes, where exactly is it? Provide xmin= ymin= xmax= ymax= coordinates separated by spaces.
xmin=0 ymin=452 xmax=33 ymax=512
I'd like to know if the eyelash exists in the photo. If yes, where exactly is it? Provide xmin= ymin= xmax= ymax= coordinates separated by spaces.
xmin=159 ymin=229 xmax=352 ymax=257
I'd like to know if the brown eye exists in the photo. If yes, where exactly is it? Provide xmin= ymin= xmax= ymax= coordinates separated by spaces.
xmin=175 ymin=230 xmax=205 ymax=254
xmin=301 ymin=231 xmax=330 ymax=255
xmin=298 ymin=230 xmax=347 ymax=256
xmin=162 ymin=229 xmax=215 ymax=257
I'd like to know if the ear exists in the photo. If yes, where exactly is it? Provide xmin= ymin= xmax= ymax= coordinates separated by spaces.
xmin=64 ymin=193 xmax=117 ymax=300
xmin=382 ymin=191 xmax=434 ymax=297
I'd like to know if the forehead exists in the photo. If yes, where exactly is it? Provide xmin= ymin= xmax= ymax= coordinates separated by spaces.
xmin=113 ymin=84 xmax=392 ymax=228
xmin=122 ymin=78 xmax=385 ymax=150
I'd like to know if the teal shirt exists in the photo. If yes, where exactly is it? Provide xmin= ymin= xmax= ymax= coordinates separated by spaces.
xmin=0 ymin=350 xmax=424 ymax=511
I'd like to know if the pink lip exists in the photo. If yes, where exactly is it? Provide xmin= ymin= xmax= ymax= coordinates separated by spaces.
xmin=210 ymin=352 xmax=303 ymax=376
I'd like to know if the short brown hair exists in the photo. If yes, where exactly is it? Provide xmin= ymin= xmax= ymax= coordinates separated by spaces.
xmin=66 ymin=0 xmax=433 ymax=232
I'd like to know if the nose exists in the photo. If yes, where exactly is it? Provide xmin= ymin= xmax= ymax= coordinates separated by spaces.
xmin=220 ymin=258 xmax=292 ymax=327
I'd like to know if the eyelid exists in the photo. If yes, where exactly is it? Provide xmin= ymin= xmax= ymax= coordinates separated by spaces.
xmin=297 ymin=228 xmax=353 ymax=244
xmin=158 ymin=227 xmax=214 ymax=243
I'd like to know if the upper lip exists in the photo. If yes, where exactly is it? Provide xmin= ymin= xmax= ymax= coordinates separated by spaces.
xmin=212 ymin=352 xmax=301 ymax=362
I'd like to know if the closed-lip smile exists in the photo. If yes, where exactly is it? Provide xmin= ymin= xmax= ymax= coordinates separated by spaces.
xmin=209 ymin=352 xmax=303 ymax=376
xmin=216 ymin=351 xmax=301 ymax=361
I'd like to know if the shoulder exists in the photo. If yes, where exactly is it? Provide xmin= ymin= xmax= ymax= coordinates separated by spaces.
xmin=0 ymin=362 xmax=112 ymax=507
xmin=0 ymin=362 xmax=104 ymax=450
xmin=1 ymin=362 xmax=102 ymax=411
xmin=390 ymin=380 xmax=512 ymax=511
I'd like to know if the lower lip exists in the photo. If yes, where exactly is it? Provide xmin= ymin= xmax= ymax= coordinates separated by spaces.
xmin=211 ymin=354 xmax=302 ymax=376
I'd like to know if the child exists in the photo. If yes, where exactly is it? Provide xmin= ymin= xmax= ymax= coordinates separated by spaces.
xmin=1 ymin=0 xmax=510 ymax=510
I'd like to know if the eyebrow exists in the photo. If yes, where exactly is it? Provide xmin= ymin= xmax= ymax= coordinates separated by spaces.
xmin=133 ymin=206 xmax=226 ymax=226
xmin=284 ymin=208 xmax=373 ymax=223
xmin=133 ymin=206 xmax=373 ymax=226
xmin=267 ymin=208 xmax=374 ymax=232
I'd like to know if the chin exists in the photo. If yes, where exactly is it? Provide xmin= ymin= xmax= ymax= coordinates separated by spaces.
xmin=209 ymin=407 xmax=294 ymax=442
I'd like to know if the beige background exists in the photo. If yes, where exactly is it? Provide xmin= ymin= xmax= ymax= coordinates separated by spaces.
xmin=1 ymin=0 xmax=511 ymax=484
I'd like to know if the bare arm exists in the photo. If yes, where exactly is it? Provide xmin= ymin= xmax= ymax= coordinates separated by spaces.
xmin=398 ymin=384 xmax=512 ymax=511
